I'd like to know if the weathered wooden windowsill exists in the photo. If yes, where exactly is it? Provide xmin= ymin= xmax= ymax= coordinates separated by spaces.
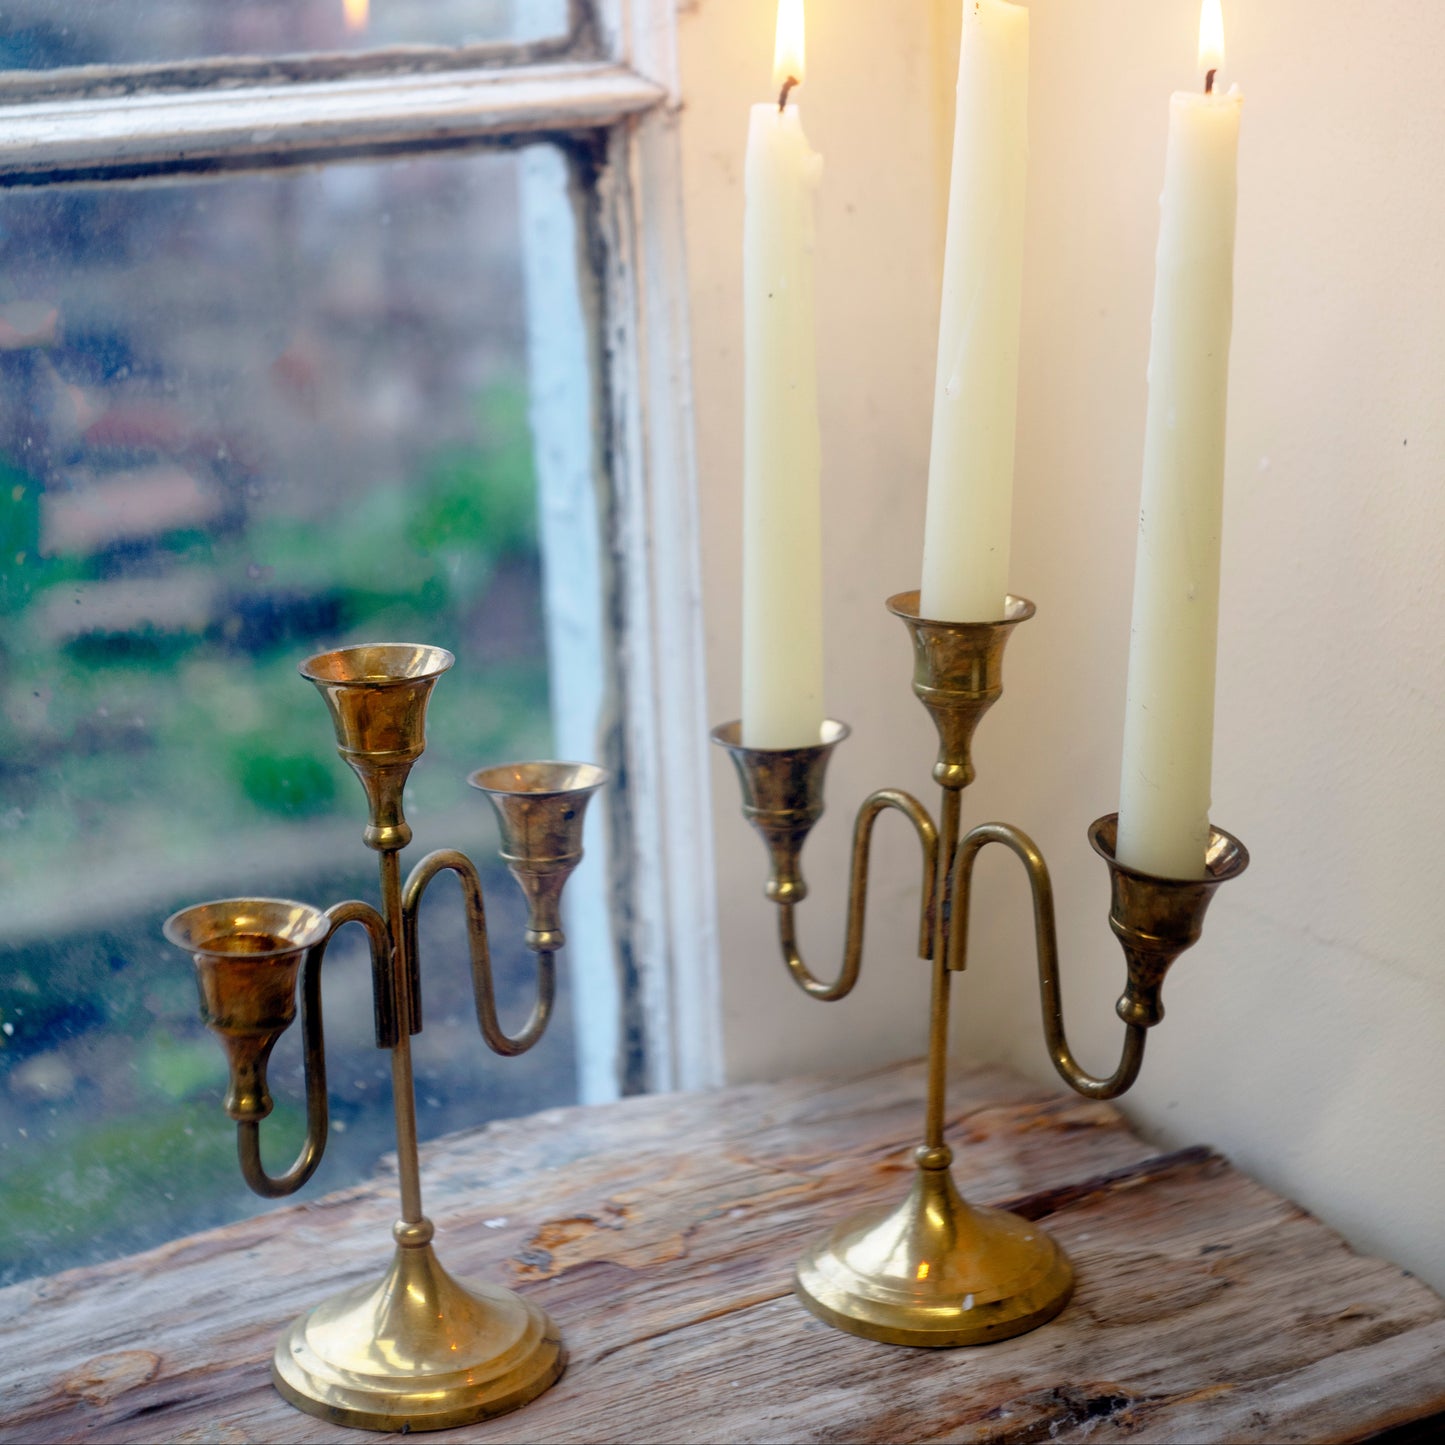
xmin=3 ymin=1060 xmax=1443 ymax=1442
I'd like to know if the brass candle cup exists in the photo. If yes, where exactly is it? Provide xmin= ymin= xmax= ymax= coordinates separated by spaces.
xmin=888 ymin=590 xmax=1034 ymax=790
xmin=164 ymin=898 xmax=330 ymax=1123
xmin=299 ymin=643 xmax=454 ymax=852
xmin=709 ymin=720 xmax=850 ymax=904
xmin=714 ymin=591 xmax=1248 ymax=1349
xmin=167 ymin=643 xmax=605 ymax=1432
xmin=1090 ymin=813 xmax=1250 ymax=1029
xmin=471 ymin=761 xmax=608 ymax=950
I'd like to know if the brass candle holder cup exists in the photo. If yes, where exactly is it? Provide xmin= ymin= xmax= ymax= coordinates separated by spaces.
xmin=165 ymin=643 xmax=605 ymax=1432
xmin=713 ymin=591 xmax=1247 ymax=1348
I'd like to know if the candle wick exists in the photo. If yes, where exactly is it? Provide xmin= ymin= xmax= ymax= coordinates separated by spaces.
xmin=1205 ymin=68 xmax=1217 ymax=95
xmin=778 ymin=75 xmax=799 ymax=112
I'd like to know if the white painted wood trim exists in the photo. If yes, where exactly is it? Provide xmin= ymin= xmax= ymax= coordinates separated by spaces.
xmin=0 ymin=60 xmax=663 ymax=180
xmin=597 ymin=0 xmax=681 ymax=101
xmin=627 ymin=105 xmax=722 ymax=1092
xmin=596 ymin=101 xmax=723 ymax=1094
xmin=519 ymin=144 xmax=624 ymax=1105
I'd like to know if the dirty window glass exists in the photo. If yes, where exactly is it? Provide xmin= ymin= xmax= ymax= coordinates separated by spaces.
xmin=0 ymin=144 xmax=587 ymax=1284
xmin=0 ymin=1 xmax=572 ymax=72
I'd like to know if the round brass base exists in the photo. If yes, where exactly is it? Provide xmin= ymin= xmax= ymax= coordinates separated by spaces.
xmin=794 ymin=1163 xmax=1074 ymax=1347
xmin=272 ymin=1241 xmax=565 ymax=1432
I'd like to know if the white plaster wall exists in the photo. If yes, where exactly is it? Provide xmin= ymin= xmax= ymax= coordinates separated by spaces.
xmin=678 ymin=0 xmax=1445 ymax=1293
xmin=679 ymin=0 xmax=954 ymax=1085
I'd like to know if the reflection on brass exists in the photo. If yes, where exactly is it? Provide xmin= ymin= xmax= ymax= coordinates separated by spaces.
xmin=794 ymin=1143 xmax=1074 ymax=1346
xmin=299 ymin=643 xmax=454 ymax=852
xmin=471 ymin=761 xmax=608 ymax=952
xmin=713 ymin=592 xmax=1247 ymax=1347
xmin=163 ymin=899 xmax=330 ymax=1129
xmin=165 ymin=643 xmax=605 ymax=1432
xmin=887 ymin=590 xmax=1033 ymax=790
xmin=711 ymin=719 xmax=850 ymax=907
xmin=1090 ymin=813 xmax=1249 ymax=1030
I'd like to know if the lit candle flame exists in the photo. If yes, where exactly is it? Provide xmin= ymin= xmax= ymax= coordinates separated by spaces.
xmin=343 ymin=0 xmax=369 ymax=34
xmin=1198 ymin=0 xmax=1225 ymax=81
xmin=773 ymin=0 xmax=806 ymax=93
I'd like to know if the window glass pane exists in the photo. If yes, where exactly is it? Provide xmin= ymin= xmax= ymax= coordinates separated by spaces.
xmin=0 ymin=1 xmax=571 ymax=71
xmin=0 ymin=144 xmax=589 ymax=1284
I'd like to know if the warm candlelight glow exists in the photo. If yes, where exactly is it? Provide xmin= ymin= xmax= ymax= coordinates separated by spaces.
xmin=1198 ymin=0 xmax=1225 ymax=78
xmin=343 ymin=0 xmax=369 ymax=34
xmin=772 ymin=0 xmax=806 ymax=92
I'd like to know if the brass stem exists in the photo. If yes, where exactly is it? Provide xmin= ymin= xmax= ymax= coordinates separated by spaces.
xmin=924 ymin=787 xmax=963 ymax=1151
xmin=380 ymin=846 xmax=426 ymax=1227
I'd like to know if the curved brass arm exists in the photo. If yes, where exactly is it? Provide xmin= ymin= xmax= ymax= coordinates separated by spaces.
xmin=236 ymin=899 xmax=390 ymax=1197
xmin=403 ymin=849 xmax=554 ymax=1057
xmin=779 ymin=789 xmax=939 ymax=1001
xmin=949 ymin=822 xmax=1146 ymax=1101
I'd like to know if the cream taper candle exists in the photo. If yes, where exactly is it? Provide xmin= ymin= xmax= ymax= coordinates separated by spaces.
xmin=919 ymin=0 xmax=1029 ymax=624
xmin=1117 ymin=0 xmax=1242 ymax=879
xmin=741 ymin=0 xmax=825 ymax=748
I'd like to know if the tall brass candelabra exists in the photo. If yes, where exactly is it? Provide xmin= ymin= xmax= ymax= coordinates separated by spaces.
xmin=713 ymin=592 xmax=1247 ymax=1348
xmin=164 ymin=643 xmax=604 ymax=1432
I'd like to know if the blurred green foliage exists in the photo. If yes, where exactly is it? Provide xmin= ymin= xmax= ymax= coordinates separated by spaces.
xmin=0 ymin=374 xmax=554 ymax=1284
xmin=0 ymin=1098 xmax=292 ymax=1267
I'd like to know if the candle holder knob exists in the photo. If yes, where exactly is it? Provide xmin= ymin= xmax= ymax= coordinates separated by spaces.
xmin=164 ymin=898 xmax=330 ymax=1123
xmin=887 ymin=591 xmax=1034 ymax=790
xmin=710 ymin=720 xmax=850 ymax=904
xmin=469 ymin=762 xmax=608 ymax=950
xmin=300 ymin=643 xmax=455 ymax=851
xmin=1089 ymin=814 xmax=1250 ymax=1027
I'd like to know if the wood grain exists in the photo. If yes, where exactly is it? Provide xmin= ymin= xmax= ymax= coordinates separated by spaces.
xmin=1 ymin=1061 xmax=1441 ymax=1443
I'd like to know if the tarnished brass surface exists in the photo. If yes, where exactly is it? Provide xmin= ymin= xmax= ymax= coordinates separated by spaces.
xmin=709 ymin=720 xmax=849 ymax=906
xmin=1090 ymin=813 xmax=1250 ymax=1029
xmin=300 ymin=643 xmax=454 ymax=852
xmin=470 ymin=761 xmax=607 ymax=952
xmin=164 ymin=899 xmax=330 ymax=1125
xmin=167 ymin=643 xmax=602 ymax=1429
xmin=886 ymin=591 xmax=1034 ymax=790
xmin=716 ymin=591 xmax=1246 ymax=1348
xmin=271 ymin=1242 xmax=564 ymax=1433
xmin=711 ymin=721 xmax=940 ymax=1001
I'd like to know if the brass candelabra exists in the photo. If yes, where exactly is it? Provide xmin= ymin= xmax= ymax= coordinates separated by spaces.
xmin=713 ymin=591 xmax=1247 ymax=1348
xmin=164 ymin=643 xmax=604 ymax=1432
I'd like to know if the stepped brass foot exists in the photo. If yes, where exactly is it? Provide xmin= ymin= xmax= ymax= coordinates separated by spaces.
xmin=272 ymin=1235 xmax=564 ymax=1433
xmin=793 ymin=1148 xmax=1073 ymax=1347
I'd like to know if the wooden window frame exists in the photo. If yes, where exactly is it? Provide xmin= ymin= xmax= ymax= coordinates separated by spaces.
xmin=0 ymin=0 xmax=722 ymax=1099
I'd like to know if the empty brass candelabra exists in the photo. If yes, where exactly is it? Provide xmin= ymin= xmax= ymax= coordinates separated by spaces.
xmin=164 ymin=643 xmax=605 ymax=1432
xmin=713 ymin=592 xmax=1247 ymax=1348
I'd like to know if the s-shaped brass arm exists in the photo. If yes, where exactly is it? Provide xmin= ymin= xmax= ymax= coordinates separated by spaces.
xmin=237 ymin=898 xmax=391 ymax=1198
xmin=402 ymin=849 xmax=555 ymax=1057
xmin=777 ymin=788 xmax=939 ymax=1001
xmin=949 ymin=822 xmax=1146 ymax=1100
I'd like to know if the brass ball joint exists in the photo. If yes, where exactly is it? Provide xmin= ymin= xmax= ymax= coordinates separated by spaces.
xmin=712 ymin=592 xmax=1247 ymax=1347
xmin=165 ymin=644 xmax=606 ymax=1432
